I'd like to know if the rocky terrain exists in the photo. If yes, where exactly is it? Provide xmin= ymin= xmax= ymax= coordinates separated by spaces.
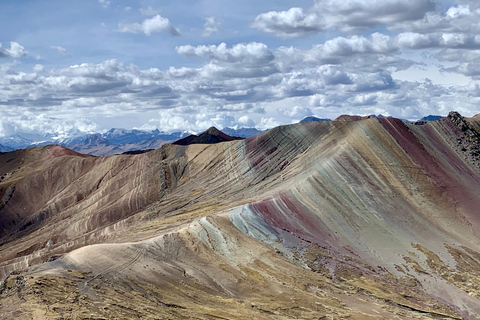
xmin=1 ymin=112 xmax=480 ymax=319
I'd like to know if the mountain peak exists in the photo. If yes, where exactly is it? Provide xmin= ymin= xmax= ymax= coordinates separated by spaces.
xmin=204 ymin=126 xmax=222 ymax=135
xmin=172 ymin=127 xmax=243 ymax=146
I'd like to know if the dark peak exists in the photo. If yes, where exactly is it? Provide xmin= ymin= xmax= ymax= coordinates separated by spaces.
xmin=420 ymin=115 xmax=444 ymax=122
xmin=448 ymin=111 xmax=463 ymax=120
xmin=367 ymin=114 xmax=386 ymax=119
xmin=448 ymin=111 xmax=472 ymax=132
xmin=204 ymin=126 xmax=222 ymax=135
xmin=172 ymin=126 xmax=243 ymax=146
xmin=333 ymin=115 xmax=364 ymax=122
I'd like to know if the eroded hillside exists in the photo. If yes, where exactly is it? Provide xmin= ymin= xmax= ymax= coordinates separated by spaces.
xmin=1 ymin=112 xmax=480 ymax=319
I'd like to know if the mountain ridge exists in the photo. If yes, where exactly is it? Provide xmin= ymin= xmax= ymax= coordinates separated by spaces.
xmin=1 ymin=112 xmax=480 ymax=318
xmin=0 ymin=114 xmax=455 ymax=156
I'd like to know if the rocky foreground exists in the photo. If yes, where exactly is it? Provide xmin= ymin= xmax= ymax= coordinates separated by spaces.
xmin=1 ymin=112 xmax=480 ymax=319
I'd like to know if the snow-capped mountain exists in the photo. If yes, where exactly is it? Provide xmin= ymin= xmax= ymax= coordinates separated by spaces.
xmin=0 ymin=129 xmax=187 ymax=156
xmin=0 ymin=115 xmax=445 ymax=156
xmin=221 ymin=127 xmax=264 ymax=138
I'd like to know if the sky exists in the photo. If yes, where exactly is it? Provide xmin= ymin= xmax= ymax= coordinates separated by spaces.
xmin=1 ymin=0 xmax=480 ymax=136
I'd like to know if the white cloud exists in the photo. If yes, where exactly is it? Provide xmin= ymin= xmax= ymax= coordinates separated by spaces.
xmin=176 ymin=42 xmax=274 ymax=64
xmin=0 ymin=112 xmax=100 ymax=138
xmin=436 ymin=48 xmax=480 ymax=62
xmin=98 ymin=0 xmax=110 ymax=8
xmin=252 ymin=0 xmax=436 ymax=37
xmin=252 ymin=7 xmax=323 ymax=38
xmin=238 ymin=115 xmax=255 ymax=127
xmin=392 ymin=3 xmax=480 ymax=33
xmin=0 ymin=49 xmax=478 ymax=135
xmin=119 ymin=15 xmax=180 ymax=36
xmin=50 ymin=45 xmax=69 ymax=55
xmin=281 ymin=105 xmax=313 ymax=119
xmin=446 ymin=5 xmax=470 ymax=19
xmin=258 ymin=117 xmax=281 ymax=130
xmin=397 ymin=32 xmax=480 ymax=49
xmin=33 ymin=64 xmax=44 ymax=73
xmin=0 ymin=42 xmax=27 ymax=59
xmin=202 ymin=17 xmax=221 ymax=37
xmin=443 ymin=62 xmax=480 ymax=78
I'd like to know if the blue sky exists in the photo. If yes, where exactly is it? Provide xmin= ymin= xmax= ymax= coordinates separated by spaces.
xmin=0 ymin=0 xmax=479 ymax=136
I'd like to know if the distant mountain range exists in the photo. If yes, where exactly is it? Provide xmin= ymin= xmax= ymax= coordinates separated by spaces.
xmin=0 ymin=129 xmax=186 ymax=156
xmin=300 ymin=116 xmax=331 ymax=122
xmin=0 ymin=127 xmax=265 ymax=156
xmin=0 ymin=115 xmax=447 ymax=156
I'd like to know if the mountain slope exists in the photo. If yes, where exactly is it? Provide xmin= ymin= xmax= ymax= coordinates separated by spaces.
xmin=1 ymin=112 xmax=480 ymax=319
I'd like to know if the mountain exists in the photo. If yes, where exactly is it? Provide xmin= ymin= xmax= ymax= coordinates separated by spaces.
xmin=0 ymin=133 xmax=53 ymax=150
xmin=0 ymin=116 xmax=450 ymax=156
xmin=172 ymin=126 xmax=243 ymax=145
xmin=420 ymin=115 xmax=444 ymax=121
xmin=333 ymin=114 xmax=365 ymax=121
xmin=221 ymin=127 xmax=264 ymax=138
xmin=1 ymin=112 xmax=480 ymax=318
xmin=103 ymin=128 xmax=183 ymax=145
xmin=0 ymin=145 xmax=13 ymax=153
xmin=470 ymin=112 xmax=480 ymax=122
xmin=413 ymin=115 xmax=446 ymax=125
xmin=299 ymin=116 xmax=331 ymax=123
xmin=62 ymin=129 xmax=186 ymax=155
xmin=0 ymin=129 xmax=186 ymax=156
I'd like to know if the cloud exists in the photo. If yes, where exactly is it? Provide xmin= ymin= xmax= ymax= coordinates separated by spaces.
xmin=98 ymin=0 xmax=110 ymax=8
xmin=202 ymin=17 xmax=221 ymax=37
xmin=397 ymin=32 xmax=480 ymax=49
xmin=176 ymin=42 xmax=279 ymax=82
xmin=119 ymin=15 xmax=180 ymax=36
xmin=252 ymin=0 xmax=436 ymax=37
xmin=443 ymin=62 xmax=480 ymax=78
xmin=280 ymin=105 xmax=313 ymax=119
xmin=0 ymin=42 xmax=27 ymax=59
xmin=258 ymin=117 xmax=281 ymax=130
xmin=0 ymin=33 xmax=434 ymax=135
xmin=252 ymin=7 xmax=323 ymax=38
xmin=391 ymin=3 xmax=480 ymax=34
xmin=436 ymin=48 xmax=480 ymax=62
xmin=274 ymin=34 xmax=408 ymax=75
xmin=140 ymin=6 xmax=160 ymax=16
xmin=33 ymin=64 xmax=44 ymax=73
xmin=238 ymin=115 xmax=255 ymax=127
xmin=50 ymin=45 xmax=69 ymax=55
xmin=176 ymin=42 xmax=274 ymax=64
xmin=0 ymin=49 xmax=476 ymax=135
xmin=446 ymin=5 xmax=471 ymax=19
xmin=0 ymin=111 xmax=100 ymax=138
